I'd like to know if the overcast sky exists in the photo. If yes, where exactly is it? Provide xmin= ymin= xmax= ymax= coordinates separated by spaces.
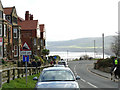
xmin=1 ymin=0 xmax=119 ymax=41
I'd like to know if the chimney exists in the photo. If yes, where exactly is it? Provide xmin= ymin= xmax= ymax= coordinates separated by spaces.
xmin=30 ymin=14 xmax=33 ymax=20
xmin=25 ymin=11 xmax=29 ymax=20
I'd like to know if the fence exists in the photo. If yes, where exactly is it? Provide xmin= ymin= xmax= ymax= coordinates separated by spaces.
xmin=0 ymin=65 xmax=52 ymax=88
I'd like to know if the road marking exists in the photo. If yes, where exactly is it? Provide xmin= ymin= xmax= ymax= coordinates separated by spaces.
xmin=74 ymin=64 xmax=77 ymax=76
xmin=87 ymin=64 xmax=109 ymax=80
xmin=81 ymin=78 xmax=86 ymax=82
xmin=87 ymin=82 xmax=98 ymax=88
xmin=74 ymin=63 xmax=98 ymax=88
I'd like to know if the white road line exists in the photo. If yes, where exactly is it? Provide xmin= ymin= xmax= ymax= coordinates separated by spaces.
xmin=74 ymin=63 xmax=98 ymax=88
xmin=74 ymin=64 xmax=77 ymax=75
xmin=81 ymin=78 xmax=86 ymax=82
xmin=87 ymin=82 xmax=98 ymax=88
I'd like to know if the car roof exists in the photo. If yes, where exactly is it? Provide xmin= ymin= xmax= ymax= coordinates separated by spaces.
xmin=43 ymin=67 xmax=70 ymax=71
xmin=58 ymin=60 xmax=67 ymax=62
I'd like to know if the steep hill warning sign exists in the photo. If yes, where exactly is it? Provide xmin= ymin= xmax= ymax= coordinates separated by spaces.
xmin=20 ymin=42 xmax=31 ymax=55
xmin=21 ymin=42 xmax=31 ymax=51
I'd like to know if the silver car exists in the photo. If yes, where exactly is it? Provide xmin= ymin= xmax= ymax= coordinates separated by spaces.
xmin=58 ymin=60 xmax=68 ymax=67
xmin=33 ymin=67 xmax=80 ymax=89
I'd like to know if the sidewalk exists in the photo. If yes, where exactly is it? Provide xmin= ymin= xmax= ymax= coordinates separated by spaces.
xmin=87 ymin=64 xmax=111 ymax=79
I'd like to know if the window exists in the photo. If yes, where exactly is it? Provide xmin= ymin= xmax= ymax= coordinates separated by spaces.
xmin=13 ymin=28 xmax=17 ymax=38
xmin=14 ymin=45 xmax=18 ymax=57
xmin=8 ymin=27 xmax=11 ymax=39
xmin=0 ymin=11 xmax=3 ymax=18
xmin=6 ymin=16 xmax=11 ymax=22
xmin=34 ymin=38 xmax=36 ymax=45
xmin=13 ymin=16 xmax=17 ymax=24
xmin=0 ymin=46 xmax=3 ymax=59
xmin=41 ymin=39 xmax=43 ymax=46
xmin=0 ymin=24 xmax=2 ymax=36
xmin=4 ymin=25 xmax=6 ymax=37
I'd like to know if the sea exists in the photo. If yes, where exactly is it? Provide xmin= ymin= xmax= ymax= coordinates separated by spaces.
xmin=49 ymin=51 xmax=111 ymax=61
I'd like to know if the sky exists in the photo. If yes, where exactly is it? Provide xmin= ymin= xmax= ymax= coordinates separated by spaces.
xmin=1 ymin=0 xmax=119 ymax=41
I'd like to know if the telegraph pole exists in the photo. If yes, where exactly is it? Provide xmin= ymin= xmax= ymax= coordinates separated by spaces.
xmin=67 ymin=50 xmax=68 ymax=62
xmin=94 ymin=40 xmax=96 ymax=59
xmin=102 ymin=33 xmax=104 ymax=60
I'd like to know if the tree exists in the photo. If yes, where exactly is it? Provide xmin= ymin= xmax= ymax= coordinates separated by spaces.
xmin=42 ymin=49 xmax=50 ymax=56
xmin=111 ymin=36 xmax=119 ymax=57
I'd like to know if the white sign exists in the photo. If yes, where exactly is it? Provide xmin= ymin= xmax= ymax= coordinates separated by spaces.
xmin=20 ymin=51 xmax=32 ymax=55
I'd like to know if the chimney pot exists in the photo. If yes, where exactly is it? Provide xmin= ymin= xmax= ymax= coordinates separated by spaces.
xmin=25 ymin=11 xmax=29 ymax=20
xmin=30 ymin=14 xmax=33 ymax=20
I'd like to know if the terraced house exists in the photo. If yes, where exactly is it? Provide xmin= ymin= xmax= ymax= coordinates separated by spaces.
xmin=0 ymin=0 xmax=46 ymax=60
xmin=0 ymin=0 xmax=4 ymax=59
xmin=3 ymin=6 xmax=21 ymax=60
xmin=18 ymin=11 xmax=46 ymax=58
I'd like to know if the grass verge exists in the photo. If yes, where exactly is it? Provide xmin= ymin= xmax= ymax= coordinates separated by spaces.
xmin=2 ymin=73 xmax=40 ymax=89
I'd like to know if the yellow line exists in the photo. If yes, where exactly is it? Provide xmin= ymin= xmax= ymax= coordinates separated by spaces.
xmin=86 ymin=64 xmax=110 ymax=80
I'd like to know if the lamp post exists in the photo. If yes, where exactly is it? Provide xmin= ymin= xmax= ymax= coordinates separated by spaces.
xmin=94 ymin=40 xmax=96 ymax=59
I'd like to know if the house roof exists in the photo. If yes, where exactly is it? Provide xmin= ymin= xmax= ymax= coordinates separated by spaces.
xmin=18 ymin=20 xmax=38 ymax=30
xmin=3 ymin=7 xmax=13 ymax=15
xmin=18 ymin=16 xmax=25 ymax=22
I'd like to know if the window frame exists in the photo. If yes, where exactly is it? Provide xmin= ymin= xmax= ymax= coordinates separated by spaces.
xmin=4 ymin=24 xmax=7 ymax=37
xmin=14 ymin=45 xmax=18 ymax=57
xmin=0 ymin=24 xmax=2 ymax=36
xmin=13 ymin=28 xmax=17 ymax=38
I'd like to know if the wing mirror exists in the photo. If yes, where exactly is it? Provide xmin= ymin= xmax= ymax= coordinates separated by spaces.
xmin=76 ymin=76 xmax=80 ymax=80
xmin=33 ymin=77 xmax=38 ymax=81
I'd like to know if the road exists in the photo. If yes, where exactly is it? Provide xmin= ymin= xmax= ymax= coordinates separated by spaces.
xmin=68 ymin=60 xmax=119 ymax=89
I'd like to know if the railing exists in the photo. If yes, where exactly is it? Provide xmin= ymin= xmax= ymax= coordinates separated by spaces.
xmin=0 ymin=65 xmax=52 ymax=88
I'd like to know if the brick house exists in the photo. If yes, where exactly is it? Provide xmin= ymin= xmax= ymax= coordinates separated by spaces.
xmin=0 ymin=0 xmax=4 ymax=59
xmin=3 ymin=6 xmax=21 ymax=60
xmin=18 ymin=11 xmax=42 ymax=58
xmin=39 ymin=24 xmax=46 ymax=57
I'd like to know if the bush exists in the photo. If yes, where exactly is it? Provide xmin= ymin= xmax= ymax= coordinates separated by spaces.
xmin=2 ymin=59 xmax=6 ymax=64
xmin=97 ymin=58 xmax=113 ymax=68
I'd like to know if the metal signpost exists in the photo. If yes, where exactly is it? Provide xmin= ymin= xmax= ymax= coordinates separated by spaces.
xmin=20 ymin=42 xmax=31 ymax=86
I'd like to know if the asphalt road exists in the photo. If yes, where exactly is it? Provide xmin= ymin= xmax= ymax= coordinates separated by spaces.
xmin=68 ymin=60 xmax=119 ymax=89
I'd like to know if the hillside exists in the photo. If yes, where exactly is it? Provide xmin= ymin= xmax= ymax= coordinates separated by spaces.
xmin=47 ymin=36 xmax=115 ymax=55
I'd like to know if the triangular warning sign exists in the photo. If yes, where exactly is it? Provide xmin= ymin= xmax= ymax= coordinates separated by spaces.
xmin=21 ymin=42 xmax=31 ymax=51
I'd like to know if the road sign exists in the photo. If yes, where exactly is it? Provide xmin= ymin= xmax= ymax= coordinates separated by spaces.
xmin=20 ymin=42 xmax=32 ymax=55
xmin=23 ymin=55 xmax=29 ymax=62
xmin=20 ymin=51 xmax=32 ymax=55
xmin=54 ymin=56 xmax=57 ymax=59
xmin=21 ymin=42 xmax=31 ymax=51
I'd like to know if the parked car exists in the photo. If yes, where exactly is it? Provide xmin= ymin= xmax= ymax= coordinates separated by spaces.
xmin=58 ymin=60 xmax=68 ymax=67
xmin=54 ymin=64 xmax=65 ymax=67
xmin=33 ymin=67 xmax=80 ymax=89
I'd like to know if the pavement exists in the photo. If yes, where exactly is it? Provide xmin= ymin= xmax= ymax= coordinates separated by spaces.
xmin=87 ymin=64 xmax=111 ymax=79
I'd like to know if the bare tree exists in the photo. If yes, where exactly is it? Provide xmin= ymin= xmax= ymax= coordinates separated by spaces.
xmin=111 ymin=35 xmax=119 ymax=57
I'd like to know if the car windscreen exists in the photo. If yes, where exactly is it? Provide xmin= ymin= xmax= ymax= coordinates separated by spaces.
xmin=40 ymin=70 xmax=75 ymax=82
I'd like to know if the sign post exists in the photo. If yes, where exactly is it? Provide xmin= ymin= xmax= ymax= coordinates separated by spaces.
xmin=20 ymin=42 xmax=31 ymax=86
xmin=25 ymin=56 xmax=27 ymax=87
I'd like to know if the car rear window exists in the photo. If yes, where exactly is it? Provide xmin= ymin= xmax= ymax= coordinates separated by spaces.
xmin=40 ymin=70 xmax=75 ymax=81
